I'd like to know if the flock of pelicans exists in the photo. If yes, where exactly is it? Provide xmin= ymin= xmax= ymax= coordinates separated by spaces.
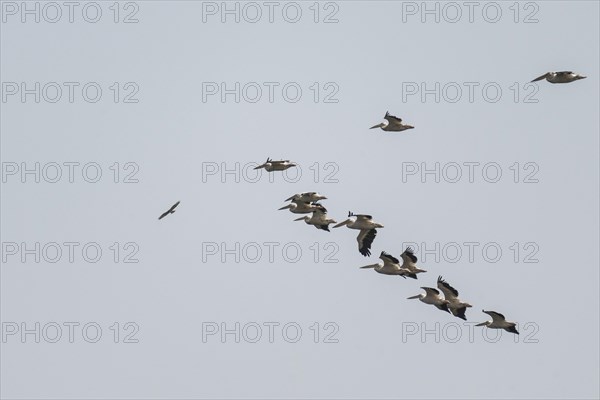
xmin=159 ymin=70 xmax=587 ymax=336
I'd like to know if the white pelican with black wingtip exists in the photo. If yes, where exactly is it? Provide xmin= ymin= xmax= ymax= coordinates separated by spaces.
xmin=279 ymin=200 xmax=323 ymax=214
xmin=530 ymin=71 xmax=586 ymax=84
xmin=476 ymin=310 xmax=519 ymax=335
xmin=370 ymin=111 xmax=414 ymax=132
xmin=333 ymin=212 xmax=384 ymax=257
xmin=399 ymin=247 xmax=427 ymax=276
xmin=254 ymin=158 xmax=297 ymax=172
xmin=407 ymin=287 xmax=450 ymax=313
xmin=285 ymin=192 xmax=327 ymax=203
xmin=294 ymin=204 xmax=337 ymax=231
xmin=437 ymin=276 xmax=472 ymax=320
xmin=360 ymin=251 xmax=417 ymax=278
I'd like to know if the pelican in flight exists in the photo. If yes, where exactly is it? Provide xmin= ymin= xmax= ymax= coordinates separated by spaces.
xmin=333 ymin=212 xmax=384 ymax=257
xmin=158 ymin=201 xmax=180 ymax=220
xmin=476 ymin=310 xmax=519 ymax=335
xmin=294 ymin=205 xmax=337 ymax=231
xmin=399 ymin=247 xmax=427 ymax=276
xmin=370 ymin=111 xmax=414 ymax=132
xmin=254 ymin=158 xmax=297 ymax=172
xmin=285 ymin=192 xmax=327 ymax=203
xmin=360 ymin=251 xmax=417 ymax=278
xmin=530 ymin=71 xmax=586 ymax=84
xmin=407 ymin=287 xmax=450 ymax=313
xmin=279 ymin=200 xmax=322 ymax=214
xmin=437 ymin=276 xmax=472 ymax=320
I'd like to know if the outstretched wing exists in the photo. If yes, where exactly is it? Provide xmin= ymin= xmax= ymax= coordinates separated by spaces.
xmin=402 ymin=247 xmax=418 ymax=263
xmin=169 ymin=201 xmax=181 ymax=212
xmin=453 ymin=306 xmax=468 ymax=320
xmin=384 ymin=111 xmax=403 ymax=124
xmin=158 ymin=210 xmax=170 ymax=220
xmin=422 ymin=287 xmax=440 ymax=296
xmin=316 ymin=224 xmax=330 ymax=232
xmin=357 ymin=228 xmax=377 ymax=257
xmin=483 ymin=310 xmax=506 ymax=323
xmin=380 ymin=251 xmax=400 ymax=265
xmin=437 ymin=276 xmax=459 ymax=300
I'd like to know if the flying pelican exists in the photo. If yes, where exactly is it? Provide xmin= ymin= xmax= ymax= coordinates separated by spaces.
xmin=360 ymin=251 xmax=417 ymax=278
xmin=333 ymin=212 xmax=384 ymax=257
xmin=437 ymin=276 xmax=472 ymax=320
xmin=285 ymin=192 xmax=327 ymax=203
xmin=407 ymin=287 xmax=450 ymax=313
xmin=254 ymin=158 xmax=297 ymax=172
xmin=399 ymin=247 xmax=427 ymax=276
xmin=279 ymin=200 xmax=322 ymax=214
xmin=158 ymin=201 xmax=180 ymax=220
xmin=370 ymin=111 xmax=414 ymax=132
xmin=294 ymin=205 xmax=337 ymax=231
xmin=530 ymin=71 xmax=586 ymax=84
xmin=476 ymin=310 xmax=519 ymax=335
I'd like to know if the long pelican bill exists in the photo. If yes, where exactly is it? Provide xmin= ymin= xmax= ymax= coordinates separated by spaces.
xmin=530 ymin=73 xmax=549 ymax=82
xmin=407 ymin=294 xmax=421 ymax=299
xmin=293 ymin=217 xmax=305 ymax=221
xmin=278 ymin=204 xmax=291 ymax=210
xmin=475 ymin=321 xmax=488 ymax=327
xmin=333 ymin=219 xmax=351 ymax=228
xmin=369 ymin=123 xmax=383 ymax=129
xmin=360 ymin=264 xmax=377 ymax=269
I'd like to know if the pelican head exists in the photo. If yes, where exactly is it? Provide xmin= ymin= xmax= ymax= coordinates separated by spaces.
xmin=370 ymin=123 xmax=385 ymax=130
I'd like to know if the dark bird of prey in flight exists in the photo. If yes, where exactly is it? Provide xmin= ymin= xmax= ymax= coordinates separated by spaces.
xmin=159 ymin=201 xmax=180 ymax=220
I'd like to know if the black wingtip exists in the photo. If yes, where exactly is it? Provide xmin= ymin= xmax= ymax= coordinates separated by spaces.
xmin=506 ymin=326 xmax=519 ymax=335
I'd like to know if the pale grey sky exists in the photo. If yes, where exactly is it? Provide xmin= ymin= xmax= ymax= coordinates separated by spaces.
xmin=1 ymin=1 xmax=599 ymax=399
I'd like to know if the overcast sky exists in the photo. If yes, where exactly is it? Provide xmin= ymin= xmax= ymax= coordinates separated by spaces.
xmin=1 ymin=1 xmax=599 ymax=399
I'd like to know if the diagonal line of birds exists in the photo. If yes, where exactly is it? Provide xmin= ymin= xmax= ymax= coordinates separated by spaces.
xmin=156 ymin=70 xmax=587 ymax=336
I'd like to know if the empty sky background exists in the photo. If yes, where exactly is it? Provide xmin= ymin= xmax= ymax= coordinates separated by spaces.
xmin=1 ymin=1 xmax=599 ymax=399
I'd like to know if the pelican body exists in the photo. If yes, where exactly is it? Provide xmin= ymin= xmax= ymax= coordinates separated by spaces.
xmin=476 ymin=310 xmax=519 ymax=335
xmin=254 ymin=158 xmax=297 ymax=172
xmin=333 ymin=212 xmax=384 ymax=257
xmin=294 ymin=205 xmax=336 ymax=231
xmin=437 ymin=276 xmax=472 ymax=320
xmin=530 ymin=71 xmax=586 ymax=84
xmin=407 ymin=287 xmax=450 ymax=313
xmin=370 ymin=111 xmax=414 ymax=132
xmin=360 ymin=251 xmax=417 ymax=279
